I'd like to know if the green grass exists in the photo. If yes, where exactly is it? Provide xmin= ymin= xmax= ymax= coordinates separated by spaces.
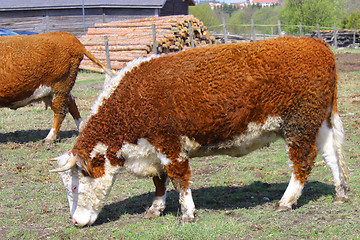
xmin=1 ymin=69 xmax=360 ymax=239
xmin=331 ymin=47 xmax=360 ymax=54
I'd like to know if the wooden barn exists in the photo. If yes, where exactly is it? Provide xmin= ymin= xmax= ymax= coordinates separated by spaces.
xmin=0 ymin=0 xmax=195 ymax=37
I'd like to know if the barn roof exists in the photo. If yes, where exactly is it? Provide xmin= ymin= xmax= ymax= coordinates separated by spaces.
xmin=0 ymin=0 xmax=195 ymax=11
xmin=251 ymin=0 xmax=279 ymax=3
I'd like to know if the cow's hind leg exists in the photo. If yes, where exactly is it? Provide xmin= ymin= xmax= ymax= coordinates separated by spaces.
xmin=67 ymin=93 xmax=83 ymax=131
xmin=316 ymin=116 xmax=349 ymax=203
xmin=44 ymin=94 xmax=68 ymax=143
xmin=44 ymin=63 xmax=80 ymax=143
xmin=277 ymin=139 xmax=318 ymax=211
xmin=145 ymin=173 xmax=169 ymax=218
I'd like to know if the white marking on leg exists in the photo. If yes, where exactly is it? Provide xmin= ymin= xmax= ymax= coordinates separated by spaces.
xmin=278 ymin=173 xmax=304 ymax=210
xmin=44 ymin=128 xmax=57 ymax=142
xmin=179 ymin=188 xmax=195 ymax=223
xmin=74 ymin=118 xmax=83 ymax=131
xmin=145 ymin=194 xmax=167 ymax=218
xmin=78 ymin=120 xmax=86 ymax=132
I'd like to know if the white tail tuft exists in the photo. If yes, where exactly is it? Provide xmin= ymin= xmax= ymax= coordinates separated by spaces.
xmin=332 ymin=113 xmax=348 ymax=185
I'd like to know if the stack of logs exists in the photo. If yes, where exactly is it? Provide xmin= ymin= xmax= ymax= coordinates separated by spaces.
xmin=79 ymin=15 xmax=218 ymax=72
xmin=309 ymin=30 xmax=360 ymax=48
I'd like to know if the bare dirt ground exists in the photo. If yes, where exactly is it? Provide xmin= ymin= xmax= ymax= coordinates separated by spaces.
xmin=335 ymin=52 xmax=360 ymax=73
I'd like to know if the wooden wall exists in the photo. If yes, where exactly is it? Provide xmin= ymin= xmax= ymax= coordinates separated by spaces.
xmin=0 ymin=8 xmax=158 ymax=37
xmin=160 ymin=0 xmax=190 ymax=16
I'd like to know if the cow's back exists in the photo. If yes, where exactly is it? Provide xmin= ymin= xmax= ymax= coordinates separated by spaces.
xmin=0 ymin=32 xmax=85 ymax=105
xmin=77 ymin=37 xmax=336 ymax=154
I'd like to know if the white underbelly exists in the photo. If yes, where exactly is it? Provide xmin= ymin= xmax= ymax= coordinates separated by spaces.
xmin=9 ymin=85 xmax=53 ymax=109
xmin=117 ymin=116 xmax=283 ymax=177
xmin=183 ymin=116 xmax=283 ymax=158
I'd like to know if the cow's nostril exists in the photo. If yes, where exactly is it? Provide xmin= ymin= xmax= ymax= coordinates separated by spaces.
xmin=72 ymin=218 xmax=79 ymax=226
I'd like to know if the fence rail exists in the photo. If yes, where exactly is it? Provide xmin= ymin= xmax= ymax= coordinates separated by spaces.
xmin=207 ymin=20 xmax=359 ymax=48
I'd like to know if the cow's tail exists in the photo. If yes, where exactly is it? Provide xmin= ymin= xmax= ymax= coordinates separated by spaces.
xmin=332 ymin=75 xmax=349 ymax=187
xmin=83 ymin=49 xmax=116 ymax=78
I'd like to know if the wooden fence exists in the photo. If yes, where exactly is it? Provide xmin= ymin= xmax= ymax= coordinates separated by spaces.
xmin=210 ymin=20 xmax=360 ymax=48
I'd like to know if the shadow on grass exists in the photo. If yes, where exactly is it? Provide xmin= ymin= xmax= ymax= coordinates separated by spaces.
xmin=0 ymin=129 xmax=78 ymax=143
xmin=95 ymin=180 xmax=335 ymax=226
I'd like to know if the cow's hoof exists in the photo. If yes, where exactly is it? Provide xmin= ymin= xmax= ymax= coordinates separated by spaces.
xmin=43 ymin=139 xmax=53 ymax=145
xmin=182 ymin=215 xmax=195 ymax=225
xmin=276 ymin=205 xmax=291 ymax=212
xmin=144 ymin=209 xmax=161 ymax=219
xmin=43 ymin=137 xmax=58 ymax=144
xmin=334 ymin=196 xmax=349 ymax=203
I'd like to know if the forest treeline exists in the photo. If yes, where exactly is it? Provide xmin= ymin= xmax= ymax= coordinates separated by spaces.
xmin=189 ymin=0 xmax=360 ymax=35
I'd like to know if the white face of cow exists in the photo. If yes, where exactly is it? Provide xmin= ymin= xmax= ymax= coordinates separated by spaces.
xmin=54 ymin=153 xmax=120 ymax=226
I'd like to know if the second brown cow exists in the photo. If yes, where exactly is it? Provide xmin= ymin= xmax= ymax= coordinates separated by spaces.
xmin=0 ymin=32 xmax=112 ymax=142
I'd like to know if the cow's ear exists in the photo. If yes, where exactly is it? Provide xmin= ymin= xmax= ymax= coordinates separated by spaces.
xmin=77 ymin=150 xmax=93 ymax=177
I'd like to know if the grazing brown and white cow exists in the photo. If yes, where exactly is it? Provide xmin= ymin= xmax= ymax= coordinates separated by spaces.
xmin=0 ymin=32 xmax=112 ymax=142
xmin=51 ymin=37 xmax=349 ymax=226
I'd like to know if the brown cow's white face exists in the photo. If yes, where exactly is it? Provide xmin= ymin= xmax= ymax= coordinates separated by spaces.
xmin=54 ymin=153 xmax=120 ymax=226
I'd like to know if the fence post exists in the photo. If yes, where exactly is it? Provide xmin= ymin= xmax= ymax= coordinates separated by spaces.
xmin=299 ymin=22 xmax=303 ymax=37
xmin=354 ymin=24 xmax=357 ymax=47
xmin=271 ymin=27 xmax=274 ymax=38
xmin=277 ymin=20 xmax=281 ymax=35
xmin=104 ymin=36 xmax=111 ymax=69
xmin=317 ymin=24 xmax=321 ymax=39
xmin=152 ymin=24 xmax=157 ymax=54
xmin=189 ymin=22 xmax=195 ymax=48
xmin=251 ymin=19 xmax=256 ymax=42
xmin=334 ymin=24 xmax=338 ymax=48
xmin=222 ymin=16 xmax=228 ymax=44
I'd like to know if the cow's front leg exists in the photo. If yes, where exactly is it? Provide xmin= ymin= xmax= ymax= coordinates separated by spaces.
xmin=164 ymin=157 xmax=195 ymax=223
xmin=145 ymin=173 xmax=169 ymax=218
xmin=277 ymin=141 xmax=317 ymax=211
xmin=179 ymin=187 xmax=195 ymax=223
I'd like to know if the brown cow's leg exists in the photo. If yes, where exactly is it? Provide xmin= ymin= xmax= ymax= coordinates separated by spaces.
xmin=277 ymin=140 xmax=318 ymax=211
xmin=44 ymin=62 xmax=80 ymax=143
xmin=44 ymin=95 xmax=68 ymax=143
xmin=164 ymin=156 xmax=195 ymax=223
xmin=145 ymin=173 xmax=169 ymax=218
xmin=67 ymin=94 xmax=83 ymax=131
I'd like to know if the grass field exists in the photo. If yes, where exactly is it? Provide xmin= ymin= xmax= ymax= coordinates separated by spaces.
xmin=0 ymin=53 xmax=360 ymax=239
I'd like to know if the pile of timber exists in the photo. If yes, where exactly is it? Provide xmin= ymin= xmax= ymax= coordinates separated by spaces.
xmin=309 ymin=30 xmax=360 ymax=47
xmin=79 ymin=15 xmax=218 ymax=72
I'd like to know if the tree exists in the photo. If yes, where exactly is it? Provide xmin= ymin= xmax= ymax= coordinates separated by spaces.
xmin=279 ymin=0 xmax=347 ymax=33
xmin=189 ymin=4 xmax=222 ymax=32
xmin=340 ymin=10 xmax=360 ymax=29
xmin=252 ymin=6 xmax=282 ymax=34
xmin=220 ymin=4 xmax=238 ymax=18
xmin=227 ymin=6 xmax=261 ymax=34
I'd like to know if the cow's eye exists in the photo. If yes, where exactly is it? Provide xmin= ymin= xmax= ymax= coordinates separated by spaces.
xmin=71 ymin=185 xmax=78 ymax=192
